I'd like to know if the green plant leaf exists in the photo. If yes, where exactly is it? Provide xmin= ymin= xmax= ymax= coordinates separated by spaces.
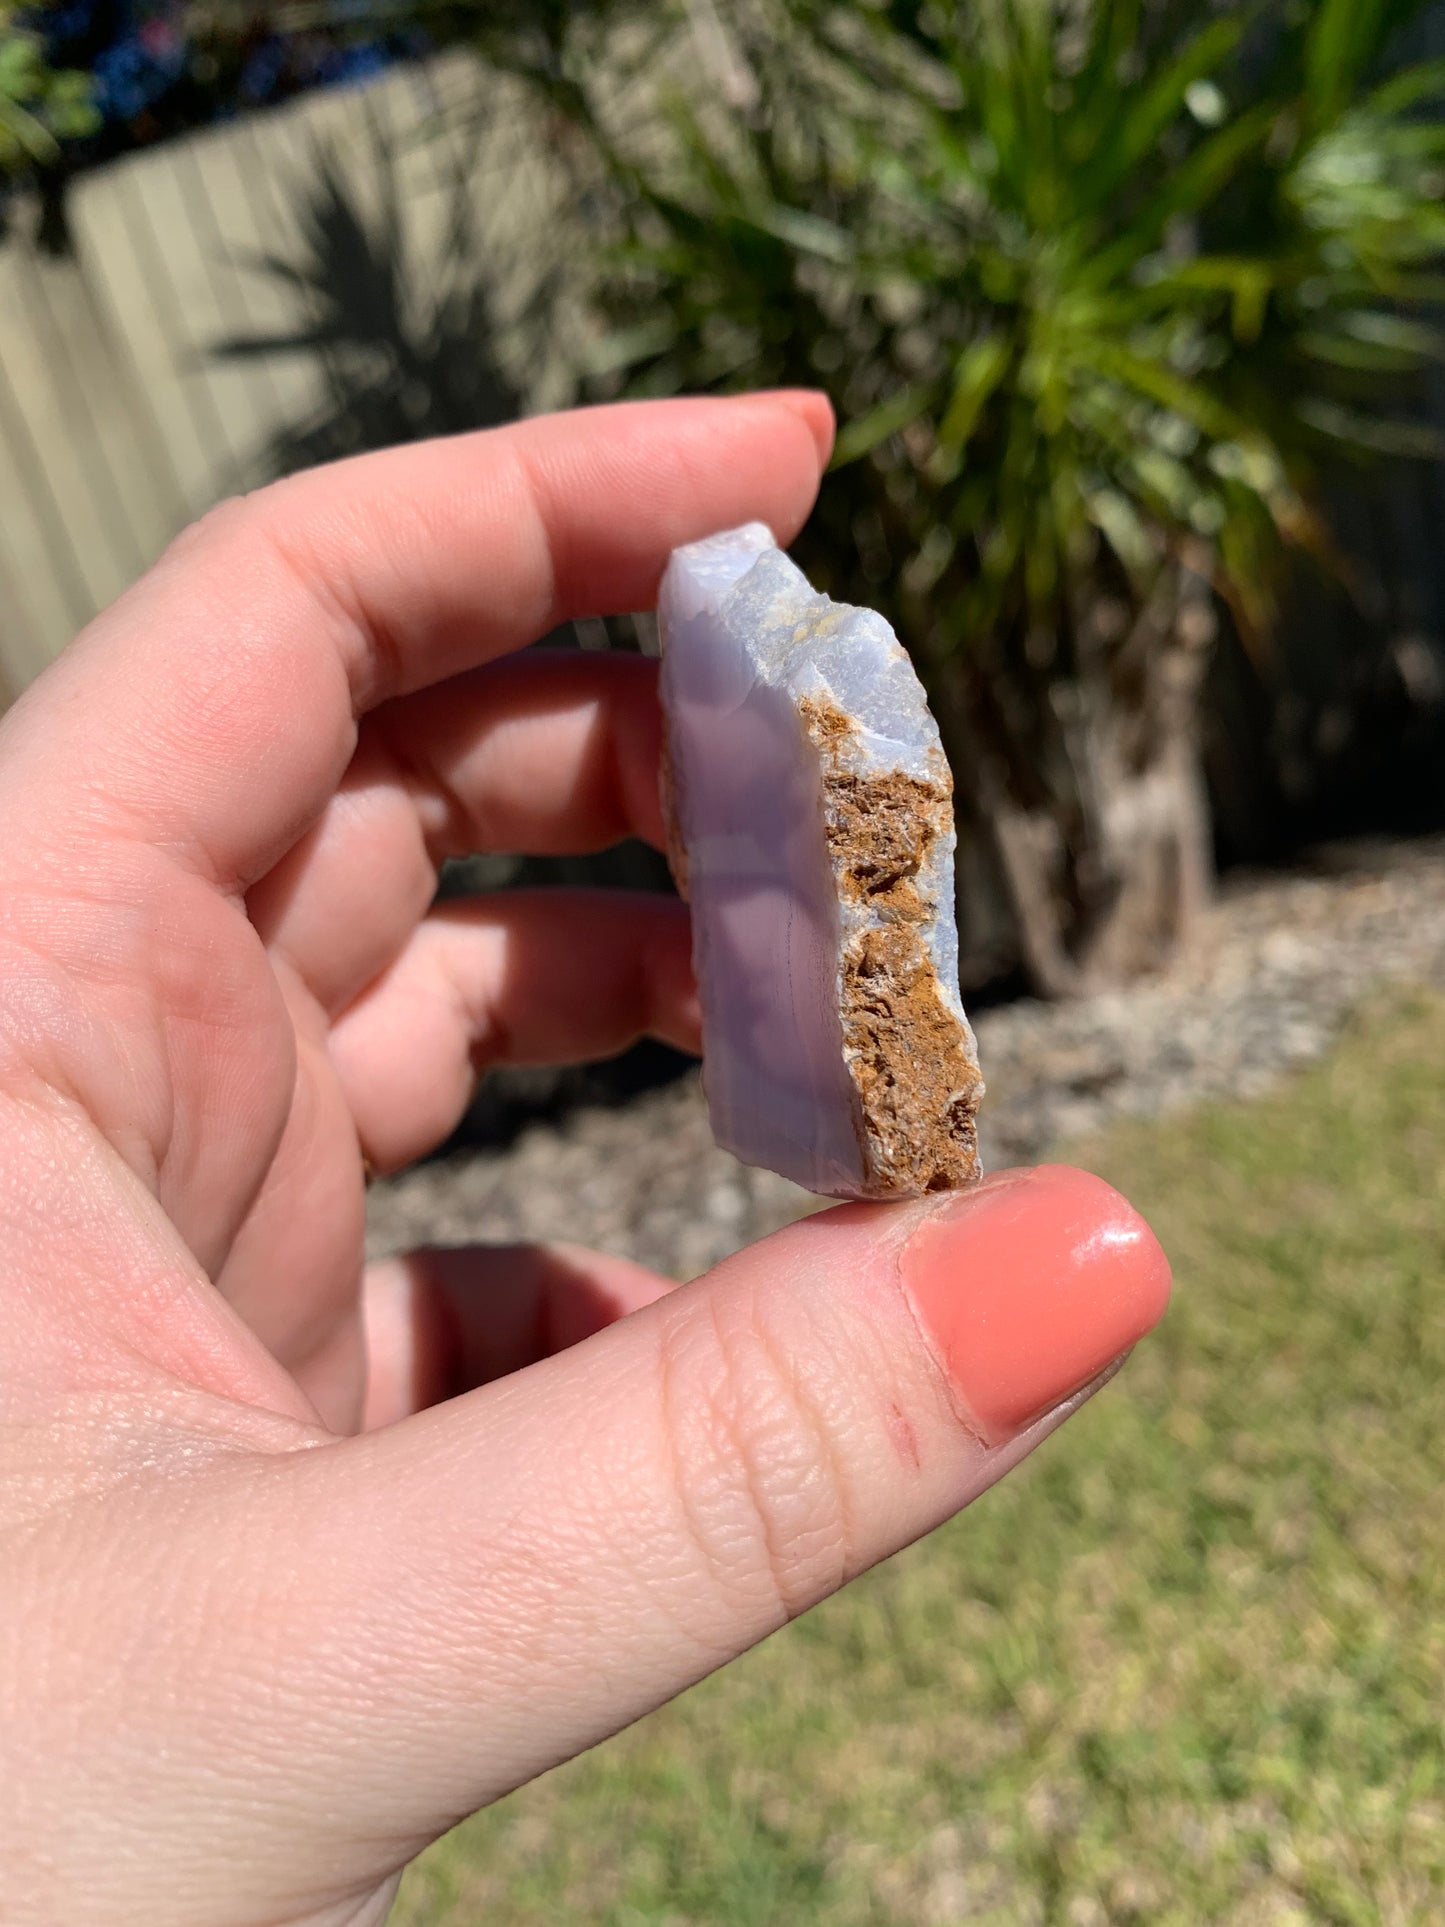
xmin=0 ymin=86 xmax=57 ymax=163
xmin=1074 ymin=337 xmax=1250 ymax=446
xmin=1364 ymin=55 xmax=1445 ymax=118
xmin=0 ymin=32 xmax=38 ymax=96
xmin=1084 ymin=485 xmax=1156 ymax=574
xmin=1304 ymin=0 xmax=1390 ymax=130
xmin=1136 ymin=253 xmax=1282 ymax=339
xmin=938 ymin=335 xmax=1012 ymax=452
xmin=1299 ymin=396 xmax=1445 ymax=456
xmin=1334 ymin=308 xmax=1445 ymax=357
xmin=580 ymin=317 xmax=680 ymax=377
xmin=1075 ymin=14 xmax=1246 ymax=217
xmin=752 ymin=204 xmax=853 ymax=264
xmin=1083 ymin=102 xmax=1279 ymax=290
xmin=830 ymin=383 xmax=939 ymax=468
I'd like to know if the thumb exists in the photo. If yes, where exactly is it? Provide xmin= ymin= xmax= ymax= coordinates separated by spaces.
xmin=267 ymin=1167 xmax=1167 ymax=1869
xmin=49 ymin=1166 xmax=1168 ymax=1924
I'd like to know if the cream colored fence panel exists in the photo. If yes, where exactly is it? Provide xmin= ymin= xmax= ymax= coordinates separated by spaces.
xmin=0 ymin=52 xmax=559 ymax=703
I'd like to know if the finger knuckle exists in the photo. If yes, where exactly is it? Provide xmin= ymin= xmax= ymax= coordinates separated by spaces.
xmin=655 ymin=1289 xmax=854 ymax=1631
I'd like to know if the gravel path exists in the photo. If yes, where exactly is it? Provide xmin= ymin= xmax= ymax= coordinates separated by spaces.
xmin=367 ymin=835 xmax=1445 ymax=1278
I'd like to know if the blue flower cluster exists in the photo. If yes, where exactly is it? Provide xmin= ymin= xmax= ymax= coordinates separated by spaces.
xmin=30 ymin=0 xmax=424 ymax=146
xmin=92 ymin=16 xmax=185 ymax=122
xmin=39 ymin=2 xmax=97 ymax=39
xmin=239 ymin=32 xmax=399 ymax=106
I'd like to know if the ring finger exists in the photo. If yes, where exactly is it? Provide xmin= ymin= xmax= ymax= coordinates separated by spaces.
xmin=328 ymin=889 xmax=699 ymax=1173
xmin=247 ymin=649 xmax=668 ymax=1018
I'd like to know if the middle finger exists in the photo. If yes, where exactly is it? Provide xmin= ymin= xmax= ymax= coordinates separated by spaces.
xmin=247 ymin=649 xmax=666 ymax=1015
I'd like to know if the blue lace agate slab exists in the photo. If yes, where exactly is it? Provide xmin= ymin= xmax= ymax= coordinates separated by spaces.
xmin=658 ymin=523 xmax=983 ymax=1200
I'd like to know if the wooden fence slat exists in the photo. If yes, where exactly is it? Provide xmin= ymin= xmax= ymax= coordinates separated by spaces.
xmin=0 ymin=55 xmax=502 ymax=694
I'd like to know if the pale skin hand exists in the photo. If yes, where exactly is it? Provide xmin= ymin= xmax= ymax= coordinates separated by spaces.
xmin=0 ymin=396 xmax=1169 ymax=1927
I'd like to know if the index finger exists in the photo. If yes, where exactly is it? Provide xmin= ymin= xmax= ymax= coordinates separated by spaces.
xmin=0 ymin=394 xmax=832 ymax=892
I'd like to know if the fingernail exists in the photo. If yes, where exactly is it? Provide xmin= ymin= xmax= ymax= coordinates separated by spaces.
xmin=900 ymin=1164 xmax=1171 ymax=1443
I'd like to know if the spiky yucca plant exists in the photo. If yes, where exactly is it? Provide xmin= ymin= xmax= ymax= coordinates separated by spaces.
xmin=527 ymin=0 xmax=1445 ymax=990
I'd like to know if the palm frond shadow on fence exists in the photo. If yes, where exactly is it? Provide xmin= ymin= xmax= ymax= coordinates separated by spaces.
xmin=209 ymin=120 xmax=526 ymax=472
xmin=207 ymin=125 xmax=685 ymax=1146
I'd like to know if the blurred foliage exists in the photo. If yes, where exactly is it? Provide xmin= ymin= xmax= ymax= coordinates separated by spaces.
xmin=5 ymin=1 xmax=425 ymax=189
xmin=332 ymin=0 xmax=1445 ymax=987
xmin=24 ymin=0 xmax=1445 ymax=982
xmin=273 ymin=0 xmax=1445 ymax=655
xmin=541 ymin=0 xmax=1445 ymax=659
xmin=0 ymin=4 xmax=99 ymax=173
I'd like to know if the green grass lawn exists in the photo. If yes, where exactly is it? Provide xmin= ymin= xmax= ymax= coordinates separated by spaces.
xmin=394 ymin=993 xmax=1445 ymax=1927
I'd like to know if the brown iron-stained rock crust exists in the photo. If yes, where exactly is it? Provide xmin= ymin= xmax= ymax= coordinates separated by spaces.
xmin=800 ymin=697 xmax=984 ymax=1194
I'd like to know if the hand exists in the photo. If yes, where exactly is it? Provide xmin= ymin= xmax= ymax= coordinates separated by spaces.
xmin=0 ymin=396 xmax=1169 ymax=1927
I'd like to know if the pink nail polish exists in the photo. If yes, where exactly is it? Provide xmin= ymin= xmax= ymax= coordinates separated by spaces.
xmin=900 ymin=1165 xmax=1171 ymax=1443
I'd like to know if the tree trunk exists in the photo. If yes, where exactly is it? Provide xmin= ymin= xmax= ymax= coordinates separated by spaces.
xmin=943 ymin=556 xmax=1217 ymax=998
xmin=984 ymin=732 xmax=1212 ymax=997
